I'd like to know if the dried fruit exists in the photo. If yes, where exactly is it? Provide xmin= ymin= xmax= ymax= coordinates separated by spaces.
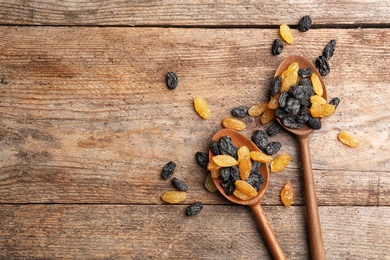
xmin=281 ymin=116 xmax=304 ymax=129
xmin=323 ymin=40 xmax=337 ymax=60
xmin=222 ymin=118 xmax=246 ymax=131
xmin=166 ymin=72 xmax=178 ymax=89
xmin=315 ymin=56 xmax=330 ymax=76
xmin=310 ymin=95 xmax=327 ymax=105
xmin=204 ymin=173 xmax=218 ymax=192
xmin=265 ymin=141 xmax=281 ymax=156
xmin=248 ymin=103 xmax=268 ymax=117
xmin=252 ymin=130 xmax=268 ymax=151
xmin=280 ymin=24 xmax=294 ymax=44
xmin=161 ymin=161 xmax=176 ymax=179
xmin=172 ymin=177 xmax=188 ymax=191
xmin=186 ymin=202 xmax=203 ymax=216
xmin=267 ymin=93 xmax=280 ymax=109
xmin=281 ymin=70 xmax=298 ymax=92
xmin=239 ymin=158 xmax=251 ymax=181
xmin=221 ymin=180 xmax=235 ymax=196
xmin=194 ymin=96 xmax=210 ymax=119
xmin=321 ymin=103 xmax=335 ymax=116
xmin=231 ymin=106 xmax=249 ymax=118
xmin=298 ymin=68 xmax=313 ymax=78
xmin=207 ymin=159 xmax=220 ymax=172
xmin=220 ymin=167 xmax=231 ymax=182
xmin=288 ymin=62 xmax=299 ymax=72
xmin=311 ymin=73 xmax=323 ymax=96
xmin=233 ymin=188 xmax=252 ymax=200
xmin=267 ymin=123 xmax=283 ymax=137
xmin=218 ymin=136 xmax=238 ymax=158
xmin=307 ymin=116 xmax=322 ymax=130
xmin=209 ymin=140 xmax=221 ymax=155
xmin=280 ymin=182 xmax=294 ymax=207
xmin=310 ymin=102 xmax=323 ymax=118
xmin=270 ymin=154 xmax=291 ymax=172
xmin=298 ymin=15 xmax=312 ymax=32
xmin=195 ymin=151 xmax=209 ymax=168
xmin=161 ymin=191 xmax=186 ymax=204
xmin=235 ymin=180 xmax=257 ymax=198
xmin=237 ymin=146 xmax=251 ymax=163
xmin=270 ymin=76 xmax=282 ymax=96
xmin=329 ymin=97 xmax=341 ymax=109
xmin=285 ymin=97 xmax=301 ymax=115
xmin=272 ymin=39 xmax=283 ymax=55
xmin=250 ymin=151 xmax=273 ymax=163
xmin=260 ymin=107 xmax=275 ymax=124
xmin=212 ymin=155 xmax=238 ymax=167
xmin=338 ymin=131 xmax=359 ymax=148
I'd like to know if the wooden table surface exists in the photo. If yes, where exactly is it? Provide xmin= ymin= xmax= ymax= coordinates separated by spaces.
xmin=1 ymin=1 xmax=389 ymax=259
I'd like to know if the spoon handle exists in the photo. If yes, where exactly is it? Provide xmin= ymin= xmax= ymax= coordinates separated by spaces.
xmin=250 ymin=203 xmax=286 ymax=260
xmin=298 ymin=135 xmax=326 ymax=260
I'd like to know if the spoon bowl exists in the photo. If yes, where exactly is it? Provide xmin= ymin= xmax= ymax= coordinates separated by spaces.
xmin=274 ymin=55 xmax=326 ymax=259
xmin=210 ymin=128 xmax=286 ymax=260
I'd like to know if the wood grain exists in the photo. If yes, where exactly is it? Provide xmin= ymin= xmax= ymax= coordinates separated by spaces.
xmin=0 ymin=27 xmax=389 ymax=205
xmin=0 ymin=0 xmax=389 ymax=26
xmin=0 ymin=204 xmax=389 ymax=259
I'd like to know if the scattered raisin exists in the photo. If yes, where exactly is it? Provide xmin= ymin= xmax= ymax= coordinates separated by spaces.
xmin=161 ymin=161 xmax=177 ymax=179
xmin=272 ymin=39 xmax=284 ymax=55
xmin=267 ymin=123 xmax=283 ymax=137
xmin=161 ymin=191 xmax=186 ymax=204
xmin=280 ymin=182 xmax=294 ymax=207
xmin=298 ymin=15 xmax=312 ymax=32
xmin=270 ymin=76 xmax=282 ymax=96
xmin=252 ymin=130 xmax=268 ymax=151
xmin=194 ymin=96 xmax=211 ymax=119
xmin=186 ymin=202 xmax=203 ymax=216
xmin=323 ymin=40 xmax=337 ymax=60
xmin=338 ymin=131 xmax=359 ymax=148
xmin=222 ymin=117 xmax=246 ymax=131
xmin=166 ymin=72 xmax=178 ymax=89
xmin=231 ymin=106 xmax=249 ymax=118
xmin=280 ymin=24 xmax=294 ymax=43
xmin=270 ymin=154 xmax=291 ymax=172
xmin=195 ymin=151 xmax=209 ymax=168
xmin=265 ymin=141 xmax=281 ymax=156
xmin=329 ymin=97 xmax=341 ymax=109
xmin=315 ymin=56 xmax=330 ymax=76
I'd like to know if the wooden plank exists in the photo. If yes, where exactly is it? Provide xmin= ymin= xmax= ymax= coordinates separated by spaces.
xmin=0 ymin=0 xmax=389 ymax=26
xmin=0 ymin=204 xmax=389 ymax=259
xmin=0 ymin=27 xmax=389 ymax=204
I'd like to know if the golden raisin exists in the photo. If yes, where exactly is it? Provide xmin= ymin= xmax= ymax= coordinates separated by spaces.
xmin=310 ymin=102 xmax=323 ymax=118
xmin=280 ymin=70 xmax=298 ymax=92
xmin=237 ymin=146 xmax=251 ymax=163
xmin=250 ymin=151 xmax=273 ymax=163
xmin=207 ymin=159 xmax=220 ymax=171
xmin=270 ymin=154 xmax=291 ymax=172
xmin=194 ymin=96 xmax=210 ymax=119
xmin=280 ymin=24 xmax=294 ymax=44
xmin=233 ymin=188 xmax=252 ymax=200
xmin=238 ymin=158 xmax=251 ymax=181
xmin=235 ymin=180 xmax=257 ymax=198
xmin=280 ymin=182 xmax=294 ymax=207
xmin=338 ymin=131 xmax=359 ymax=148
xmin=267 ymin=93 xmax=280 ymax=109
xmin=287 ymin=62 xmax=299 ymax=72
xmin=161 ymin=191 xmax=186 ymax=204
xmin=222 ymin=117 xmax=246 ymax=131
xmin=212 ymin=155 xmax=238 ymax=167
xmin=210 ymin=169 xmax=220 ymax=179
xmin=260 ymin=107 xmax=275 ymax=124
xmin=321 ymin=103 xmax=335 ymax=117
xmin=310 ymin=95 xmax=327 ymax=104
xmin=248 ymin=103 xmax=268 ymax=117
xmin=204 ymin=173 xmax=218 ymax=192
xmin=311 ymin=73 xmax=323 ymax=96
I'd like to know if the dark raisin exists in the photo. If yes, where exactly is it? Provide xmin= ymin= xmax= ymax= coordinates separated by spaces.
xmin=298 ymin=15 xmax=312 ymax=32
xmin=315 ymin=56 xmax=330 ymax=76
xmin=290 ymin=85 xmax=311 ymax=106
xmin=265 ymin=141 xmax=281 ymax=155
xmin=307 ymin=116 xmax=322 ymax=130
xmin=275 ymin=107 xmax=289 ymax=119
xmin=161 ymin=161 xmax=176 ymax=179
xmin=231 ymin=106 xmax=249 ymax=118
xmin=281 ymin=116 xmax=304 ymax=129
xmin=172 ymin=177 xmax=188 ymax=191
xmin=250 ymin=161 xmax=262 ymax=174
xmin=285 ymin=97 xmax=301 ymax=116
xmin=221 ymin=180 xmax=235 ymax=196
xmin=251 ymin=130 xmax=268 ymax=152
xmin=298 ymin=68 xmax=313 ymax=78
xmin=230 ymin=165 xmax=240 ymax=182
xmin=289 ymin=85 xmax=305 ymax=100
xmin=246 ymin=173 xmax=263 ymax=191
xmin=296 ymin=107 xmax=310 ymax=124
xmin=270 ymin=76 xmax=282 ymax=96
xmin=323 ymin=40 xmax=336 ymax=60
xmin=278 ymin=91 xmax=290 ymax=108
xmin=218 ymin=136 xmax=238 ymax=158
xmin=329 ymin=97 xmax=341 ymax=109
xmin=186 ymin=202 xmax=203 ymax=216
xmin=298 ymin=77 xmax=313 ymax=87
xmin=220 ymin=167 xmax=231 ymax=182
xmin=166 ymin=72 xmax=178 ymax=90
xmin=272 ymin=39 xmax=283 ymax=55
xmin=267 ymin=123 xmax=283 ymax=137
xmin=195 ymin=152 xmax=208 ymax=168
xmin=210 ymin=140 xmax=221 ymax=155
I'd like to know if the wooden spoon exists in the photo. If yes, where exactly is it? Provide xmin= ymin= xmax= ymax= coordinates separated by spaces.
xmin=275 ymin=55 xmax=326 ymax=260
xmin=210 ymin=129 xmax=286 ymax=260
